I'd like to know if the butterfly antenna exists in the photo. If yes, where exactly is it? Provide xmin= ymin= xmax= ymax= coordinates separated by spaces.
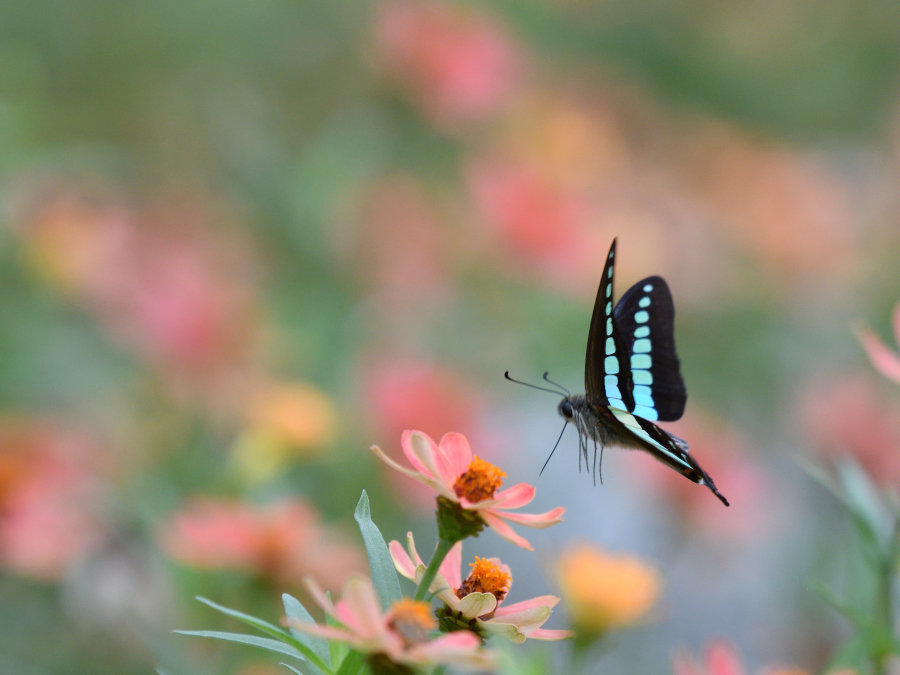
xmin=540 ymin=421 xmax=567 ymax=476
xmin=504 ymin=371 xmax=566 ymax=396
xmin=542 ymin=372 xmax=570 ymax=396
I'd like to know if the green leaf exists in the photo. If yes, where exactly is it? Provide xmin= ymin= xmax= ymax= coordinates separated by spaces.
xmin=194 ymin=597 xmax=332 ymax=673
xmin=353 ymin=491 xmax=402 ymax=611
xmin=283 ymin=593 xmax=330 ymax=667
xmin=281 ymin=664 xmax=309 ymax=675
xmin=196 ymin=596 xmax=288 ymax=639
xmin=173 ymin=630 xmax=305 ymax=660
xmin=335 ymin=650 xmax=364 ymax=675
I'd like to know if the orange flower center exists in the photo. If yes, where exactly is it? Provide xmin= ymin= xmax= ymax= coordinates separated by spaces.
xmin=456 ymin=556 xmax=510 ymax=603
xmin=387 ymin=599 xmax=437 ymax=648
xmin=452 ymin=456 xmax=506 ymax=503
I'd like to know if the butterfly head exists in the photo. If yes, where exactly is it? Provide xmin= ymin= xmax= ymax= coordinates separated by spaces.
xmin=557 ymin=398 xmax=575 ymax=422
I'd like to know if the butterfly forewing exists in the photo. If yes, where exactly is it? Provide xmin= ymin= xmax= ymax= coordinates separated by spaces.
xmin=613 ymin=275 xmax=686 ymax=422
xmin=585 ymin=239 xmax=634 ymax=412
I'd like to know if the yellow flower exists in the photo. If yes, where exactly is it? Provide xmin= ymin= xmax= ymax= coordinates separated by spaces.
xmin=555 ymin=543 xmax=661 ymax=637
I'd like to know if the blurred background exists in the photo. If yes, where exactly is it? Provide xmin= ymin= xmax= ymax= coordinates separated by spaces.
xmin=2 ymin=1 xmax=900 ymax=673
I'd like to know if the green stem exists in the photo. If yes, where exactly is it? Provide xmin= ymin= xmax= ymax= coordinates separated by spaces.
xmin=874 ymin=519 xmax=900 ymax=675
xmin=414 ymin=538 xmax=455 ymax=602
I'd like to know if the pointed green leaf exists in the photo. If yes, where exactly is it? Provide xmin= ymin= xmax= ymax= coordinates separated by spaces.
xmin=281 ymin=664 xmax=309 ymax=675
xmin=353 ymin=491 xmax=402 ymax=610
xmin=196 ymin=597 xmax=288 ymax=639
xmin=174 ymin=630 xmax=305 ymax=660
xmin=283 ymin=593 xmax=330 ymax=666
xmin=193 ymin=598 xmax=331 ymax=673
xmin=335 ymin=650 xmax=364 ymax=675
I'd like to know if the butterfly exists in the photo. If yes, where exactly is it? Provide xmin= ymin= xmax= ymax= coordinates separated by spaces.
xmin=507 ymin=238 xmax=729 ymax=506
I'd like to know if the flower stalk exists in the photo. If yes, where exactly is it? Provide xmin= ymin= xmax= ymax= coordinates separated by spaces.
xmin=413 ymin=537 xmax=457 ymax=602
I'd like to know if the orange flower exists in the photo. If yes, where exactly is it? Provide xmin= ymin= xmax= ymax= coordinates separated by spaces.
xmin=371 ymin=431 xmax=564 ymax=549
xmin=555 ymin=543 xmax=661 ymax=636
xmin=390 ymin=533 xmax=573 ymax=642
xmin=232 ymin=381 xmax=337 ymax=482
xmin=159 ymin=498 xmax=364 ymax=590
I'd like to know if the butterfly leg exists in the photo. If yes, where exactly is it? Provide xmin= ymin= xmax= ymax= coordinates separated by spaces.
xmin=592 ymin=438 xmax=598 ymax=486
xmin=598 ymin=443 xmax=604 ymax=485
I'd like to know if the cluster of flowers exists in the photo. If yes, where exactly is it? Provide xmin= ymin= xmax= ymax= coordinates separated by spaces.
xmin=183 ymin=429 xmax=653 ymax=673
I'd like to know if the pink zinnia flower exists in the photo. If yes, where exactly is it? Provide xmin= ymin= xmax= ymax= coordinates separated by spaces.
xmin=371 ymin=431 xmax=564 ymax=550
xmin=159 ymin=498 xmax=364 ymax=590
xmin=390 ymin=532 xmax=573 ymax=643
xmin=294 ymin=576 xmax=496 ymax=672
xmin=673 ymin=641 xmax=812 ymax=675
xmin=374 ymin=0 xmax=522 ymax=129
xmin=857 ymin=303 xmax=900 ymax=385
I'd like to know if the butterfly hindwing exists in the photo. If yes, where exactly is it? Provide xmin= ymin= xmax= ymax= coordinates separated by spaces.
xmin=585 ymin=239 xmax=634 ymax=412
xmin=613 ymin=275 xmax=686 ymax=422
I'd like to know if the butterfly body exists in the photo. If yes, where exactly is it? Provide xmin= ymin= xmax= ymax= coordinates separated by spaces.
xmin=558 ymin=239 xmax=729 ymax=506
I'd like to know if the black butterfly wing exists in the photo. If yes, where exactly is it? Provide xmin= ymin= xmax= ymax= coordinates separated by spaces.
xmin=585 ymin=239 xmax=635 ymax=411
xmin=613 ymin=275 xmax=686 ymax=422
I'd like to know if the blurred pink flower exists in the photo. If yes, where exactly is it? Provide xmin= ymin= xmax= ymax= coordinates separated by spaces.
xmin=159 ymin=498 xmax=364 ymax=590
xmin=15 ymin=187 xmax=260 ymax=385
xmin=296 ymin=576 xmax=496 ymax=671
xmin=390 ymin=532 xmax=573 ymax=642
xmin=372 ymin=430 xmax=564 ymax=550
xmin=0 ymin=421 xmax=106 ymax=581
xmin=365 ymin=361 xmax=483 ymax=446
xmin=468 ymin=159 xmax=592 ymax=264
xmin=674 ymin=641 xmax=810 ymax=675
xmin=857 ymin=302 xmax=900 ymax=385
xmin=374 ymin=0 xmax=522 ymax=129
xmin=801 ymin=376 xmax=900 ymax=487
xmin=630 ymin=414 xmax=771 ymax=539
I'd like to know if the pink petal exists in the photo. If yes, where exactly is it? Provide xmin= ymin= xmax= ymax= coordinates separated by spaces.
xmin=858 ymin=327 xmax=900 ymax=384
xmin=475 ymin=482 xmax=534 ymax=510
xmin=389 ymin=540 xmax=417 ymax=580
xmin=338 ymin=577 xmax=385 ymax=640
xmin=400 ymin=430 xmax=437 ymax=477
xmin=429 ymin=433 xmax=463 ymax=487
xmin=286 ymin=621 xmax=354 ymax=643
xmin=526 ymin=628 xmax=574 ymax=641
xmin=479 ymin=511 xmax=533 ymax=550
xmin=440 ymin=541 xmax=463 ymax=590
xmin=405 ymin=431 xmax=457 ymax=494
xmin=371 ymin=444 xmax=455 ymax=499
xmin=486 ymin=604 xmax=550 ymax=631
xmin=493 ymin=595 xmax=558 ymax=617
xmin=438 ymin=432 xmax=473 ymax=479
xmin=496 ymin=506 xmax=565 ymax=529
xmin=706 ymin=642 xmax=746 ymax=675
xmin=303 ymin=577 xmax=337 ymax=618
xmin=422 ymin=631 xmax=482 ymax=653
